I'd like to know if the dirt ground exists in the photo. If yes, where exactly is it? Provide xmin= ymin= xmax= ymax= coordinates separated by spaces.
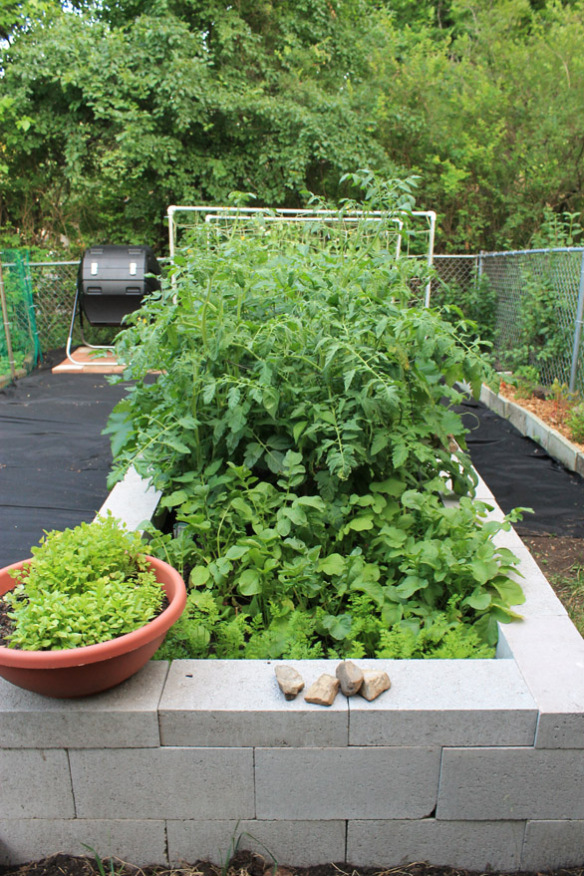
xmin=3 ymin=851 xmax=584 ymax=876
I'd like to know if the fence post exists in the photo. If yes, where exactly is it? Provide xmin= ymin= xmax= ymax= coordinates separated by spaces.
xmin=0 ymin=261 xmax=16 ymax=382
xmin=569 ymin=251 xmax=584 ymax=393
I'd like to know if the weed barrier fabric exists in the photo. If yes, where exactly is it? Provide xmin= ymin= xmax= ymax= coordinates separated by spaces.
xmin=459 ymin=398 xmax=584 ymax=537
xmin=0 ymin=359 xmax=130 ymax=568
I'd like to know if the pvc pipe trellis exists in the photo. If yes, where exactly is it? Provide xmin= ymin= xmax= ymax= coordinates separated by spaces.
xmin=167 ymin=205 xmax=437 ymax=307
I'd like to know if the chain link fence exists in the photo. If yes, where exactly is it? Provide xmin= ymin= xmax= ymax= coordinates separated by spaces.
xmin=479 ymin=248 xmax=584 ymax=393
xmin=0 ymin=251 xmax=41 ymax=387
xmin=27 ymin=261 xmax=79 ymax=351
xmin=5 ymin=248 xmax=584 ymax=394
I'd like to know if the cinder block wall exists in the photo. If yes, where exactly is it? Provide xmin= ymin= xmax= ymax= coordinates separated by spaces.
xmin=2 ymin=473 xmax=584 ymax=870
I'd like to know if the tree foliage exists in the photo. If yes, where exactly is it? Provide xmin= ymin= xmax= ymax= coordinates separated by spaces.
xmin=2 ymin=0 xmax=584 ymax=251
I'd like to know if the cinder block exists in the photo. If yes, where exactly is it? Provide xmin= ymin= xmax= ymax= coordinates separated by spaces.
xmin=255 ymin=746 xmax=440 ymax=820
xmin=499 ymin=545 xmax=568 ymax=618
xmin=472 ymin=470 xmax=496 ymax=502
xmin=497 ymin=615 xmax=584 ymax=748
xmin=546 ymin=430 xmax=576 ymax=472
xmin=0 ymin=662 xmax=169 ymax=748
xmin=507 ymin=403 xmax=527 ymax=434
xmin=480 ymin=386 xmax=508 ymax=418
xmin=0 ymin=819 xmax=167 ymax=867
xmin=523 ymin=413 xmax=548 ymax=446
xmin=168 ymin=819 xmax=346 ymax=867
xmin=346 ymin=819 xmax=525 ymax=870
xmin=97 ymin=465 xmax=162 ymax=533
xmin=348 ymin=659 xmax=536 ymax=747
xmin=0 ymin=750 xmax=74 ymax=818
xmin=438 ymin=747 xmax=584 ymax=820
xmin=160 ymin=660 xmax=348 ymax=747
xmin=522 ymin=820 xmax=584 ymax=870
xmin=69 ymin=748 xmax=254 ymax=819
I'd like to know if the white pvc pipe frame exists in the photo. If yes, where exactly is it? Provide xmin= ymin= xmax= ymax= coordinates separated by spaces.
xmin=167 ymin=205 xmax=436 ymax=307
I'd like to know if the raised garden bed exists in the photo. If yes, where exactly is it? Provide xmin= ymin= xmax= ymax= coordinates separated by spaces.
xmin=3 ymin=200 xmax=584 ymax=870
xmin=2 ymin=456 xmax=584 ymax=872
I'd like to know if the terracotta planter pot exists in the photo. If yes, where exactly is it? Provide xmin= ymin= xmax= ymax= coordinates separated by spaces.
xmin=0 ymin=556 xmax=187 ymax=698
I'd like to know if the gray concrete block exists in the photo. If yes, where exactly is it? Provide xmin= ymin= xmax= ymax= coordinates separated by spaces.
xmin=69 ymin=748 xmax=254 ymax=819
xmin=0 ymin=820 xmax=167 ymax=867
xmin=546 ymin=429 xmax=577 ymax=472
xmin=522 ymin=820 xmax=584 ymax=870
xmin=97 ymin=465 xmax=162 ymax=534
xmin=0 ymin=662 xmax=169 ymax=748
xmin=168 ymin=819 xmax=346 ymax=867
xmin=500 ymin=545 xmax=568 ymax=618
xmin=160 ymin=660 xmax=348 ymax=747
xmin=480 ymin=386 xmax=508 ymax=418
xmin=575 ymin=452 xmax=584 ymax=479
xmin=346 ymin=819 xmax=525 ymax=870
xmin=523 ymin=413 xmax=548 ymax=447
xmin=507 ymin=402 xmax=527 ymax=434
xmin=255 ymin=746 xmax=440 ymax=820
xmin=0 ymin=750 xmax=74 ymax=818
xmin=438 ymin=747 xmax=584 ymax=820
xmin=348 ymin=659 xmax=536 ymax=747
xmin=497 ymin=615 xmax=584 ymax=748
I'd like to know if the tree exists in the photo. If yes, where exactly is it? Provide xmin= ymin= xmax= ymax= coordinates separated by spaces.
xmin=0 ymin=0 xmax=389 ymax=251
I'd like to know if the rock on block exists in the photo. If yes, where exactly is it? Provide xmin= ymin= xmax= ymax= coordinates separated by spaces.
xmin=304 ymin=674 xmax=340 ymax=706
xmin=275 ymin=666 xmax=305 ymax=701
xmin=336 ymin=661 xmax=364 ymax=696
xmin=360 ymin=669 xmax=391 ymax=701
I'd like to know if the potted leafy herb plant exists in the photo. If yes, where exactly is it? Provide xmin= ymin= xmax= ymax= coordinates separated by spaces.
xmin=0 ymin=513 xmax=187 ymax=697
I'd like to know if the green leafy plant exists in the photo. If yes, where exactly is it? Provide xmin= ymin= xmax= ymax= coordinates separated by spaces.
xmin=106 ymin=185 xmax=524 ymax=660
xmin=568 ymin=403 xmax=584 ymax=444
xmin=4 ymin=514 xmax=164 ymax=650
xmin=511 ymin=365 xmax=541 ymax=399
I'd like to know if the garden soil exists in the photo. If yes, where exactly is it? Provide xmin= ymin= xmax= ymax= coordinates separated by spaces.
xmin=1 ymin=848 xmax=584 ymax=876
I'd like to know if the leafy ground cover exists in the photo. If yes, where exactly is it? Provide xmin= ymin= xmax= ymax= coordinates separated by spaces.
xmin=105 ymin=187 xmax=525 ymax=662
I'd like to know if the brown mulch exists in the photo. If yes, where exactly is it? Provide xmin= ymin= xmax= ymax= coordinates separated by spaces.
xmin=498 ymin=381 xmax=584 ymax=453
xmin=2 ymin=852 xmax=584 ymax=876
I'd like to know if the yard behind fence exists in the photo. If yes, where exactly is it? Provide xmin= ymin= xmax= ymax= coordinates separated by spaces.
xmin=3 ymin=247 xmax=584 ymax=395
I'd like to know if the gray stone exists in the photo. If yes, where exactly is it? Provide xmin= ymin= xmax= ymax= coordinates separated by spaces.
xmin=275 ymin=665 xmax=304 ymax=700
xmin=359 ymin=669 xmax=391 ymax=701
xmin=167 ymin=819 xmax=346 ymax=868
xmin=255 ymin=746 xmax=440 ymax=820
xmin=336 ymin=661 xmax=363 ymax=696
xmin=304 ymin=674 xmax=339 ymax=706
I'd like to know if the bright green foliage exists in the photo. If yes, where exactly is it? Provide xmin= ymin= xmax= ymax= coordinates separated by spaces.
xmin=106 ymin=195 xmax=525 ymax=659
xmin=5 ymin=514 xmax=164 ymax=650
xmin=568 ymin=402 xmax=584 ymax=444
xmin=4 ymin=0 xmax=584 ymax=251
xmin=0 ymin=0 xmax=388 ymax=249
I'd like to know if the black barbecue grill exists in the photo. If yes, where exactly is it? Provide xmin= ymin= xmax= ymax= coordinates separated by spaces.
xmin=66 ymin=245 xmax=161 ymax=365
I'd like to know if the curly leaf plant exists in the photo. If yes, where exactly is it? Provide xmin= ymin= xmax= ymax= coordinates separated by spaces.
xmin=105 ymin=179 xmax=525 ymax=660
xmin=4 ymin=514 xmax=164 ymax=650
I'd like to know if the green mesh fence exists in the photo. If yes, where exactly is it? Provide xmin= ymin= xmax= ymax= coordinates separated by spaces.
xmin=0 ymin=250 xmax=41 ymax=386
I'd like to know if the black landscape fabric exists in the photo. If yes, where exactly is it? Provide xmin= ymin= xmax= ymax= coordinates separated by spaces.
xmin=460 ymin=397 xmax=584 ymax=537
xmin=0 ymin=358 xmax=130 ymax=567
xmin=1 ymin=363 xmax=584 ymax=570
